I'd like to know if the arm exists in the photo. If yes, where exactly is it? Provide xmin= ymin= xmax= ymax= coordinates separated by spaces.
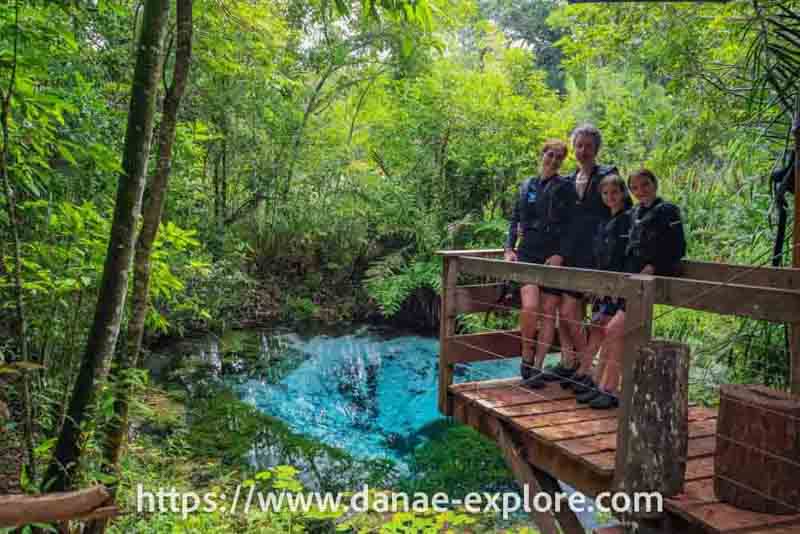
xmin=505 ymin=189 xmax=521 ymax=261
xmin=653 ymin=204 xmax=686 ymax=274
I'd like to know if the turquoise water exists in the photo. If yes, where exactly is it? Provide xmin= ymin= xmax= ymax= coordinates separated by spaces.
xmin=233 ymin=326 xmax=520 ymax=462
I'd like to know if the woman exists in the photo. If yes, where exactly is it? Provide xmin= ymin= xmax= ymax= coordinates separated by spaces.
xmin=580 ymin=168 xmax=687 ymax=409
xmin=574 ymin=173 xmax=632 ymax=406
xmin=504 ymin=140 xmax=573 ymax=388
xmin=546 ymin=124 xmax=617 ymax=387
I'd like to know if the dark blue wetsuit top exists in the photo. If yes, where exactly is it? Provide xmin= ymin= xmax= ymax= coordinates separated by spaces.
xmin=624 ymin=197 xmax=686 ymax=277
xmin=506 ymin=175 xmax=573 ymax=263
xmin=562 ymin=165 xmax=617 ymax=269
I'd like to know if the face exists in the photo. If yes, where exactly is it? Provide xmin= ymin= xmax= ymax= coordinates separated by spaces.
xmin=541 ymin=147 xmax=566 ymax=175
xmin=573 ymin=134 xmax=598 ymax=168
xmin=629 ymin=174 xmax=657 ymax=206
xmin=601 ymin=182 xmax=625 ymax=212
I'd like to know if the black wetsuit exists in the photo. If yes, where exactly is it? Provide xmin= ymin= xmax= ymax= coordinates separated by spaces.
xmin=625 ymin=198 xmax=686 ymax=277
xmin=506 ymin=175 xmax=572 ymax=264
xmin=562 ymin=165 xmax=617 ymax=270
xmin=592 ymin=207 xmax=632 ymax=316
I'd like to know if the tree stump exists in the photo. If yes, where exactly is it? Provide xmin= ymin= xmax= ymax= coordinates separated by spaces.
xmin=714 ymin=384 xmax=800 ymax=514
xmin=616 ymin=340 xmax=690 ymax=510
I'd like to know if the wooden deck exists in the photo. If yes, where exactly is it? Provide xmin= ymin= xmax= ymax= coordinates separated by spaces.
xmin=449 ymin=379 xmax=800 ymax=534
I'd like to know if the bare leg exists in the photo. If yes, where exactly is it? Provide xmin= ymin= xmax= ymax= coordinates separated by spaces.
xmin=559 ymin=295 xmax=587 ymax=368
xmin=584 ymin=314 xmax=612 ymax=379
xmin=598 ymin=311 xmax=626 ymax=394
xmin=534 ymin=293 xmax=560 ymax=369
xmin=520 ymin=284 xmax=541 ymax=372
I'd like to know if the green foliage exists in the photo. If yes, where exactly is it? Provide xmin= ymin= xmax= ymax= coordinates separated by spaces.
xmin=401 ymin=420 xmax=514 ymax=499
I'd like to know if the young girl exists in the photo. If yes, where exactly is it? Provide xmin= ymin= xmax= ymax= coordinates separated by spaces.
xmin=573 ymin=173 xmax=631 ymax=406
xmin=579 ymin=169 xmax=686 ymax=409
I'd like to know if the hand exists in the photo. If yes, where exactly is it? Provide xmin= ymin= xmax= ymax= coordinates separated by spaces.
xmin=546 ymin=255 xmax=564 ymax=267
xmin=641 ymin=264 xmax=655 ymax=275
xmin=504 ymin=250 xmax=517 ymax=262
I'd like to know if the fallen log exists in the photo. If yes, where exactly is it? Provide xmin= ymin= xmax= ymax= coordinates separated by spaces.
xmin=0 ymin=486 xmax=110 ymax=528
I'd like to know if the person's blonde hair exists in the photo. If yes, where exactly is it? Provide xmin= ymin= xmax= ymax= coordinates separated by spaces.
xmin=541 ymin=139 xmax=568 ymax=158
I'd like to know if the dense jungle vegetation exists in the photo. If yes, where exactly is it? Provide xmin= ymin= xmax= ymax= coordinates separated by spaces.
xmin=1 ymin=0 xmax=799 ymax=532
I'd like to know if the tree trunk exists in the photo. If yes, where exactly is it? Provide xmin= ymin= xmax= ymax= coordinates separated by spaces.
xmin=43 ymin=0 xmax=170 ymax=493
xmin=0 ymin=0 xmax=36 ymax=484
xmin=103 ymin=0 xmax=192 ymax=473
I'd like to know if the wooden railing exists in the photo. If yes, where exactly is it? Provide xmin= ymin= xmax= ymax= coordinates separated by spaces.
xmin=436 ymin=249 xmax=800 ymax=493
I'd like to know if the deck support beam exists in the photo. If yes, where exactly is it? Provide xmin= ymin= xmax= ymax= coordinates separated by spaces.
xmin=496 ymin=421 xmax=584 ymax=534
xmin=438 ymin=255 xmax=459 ymax=415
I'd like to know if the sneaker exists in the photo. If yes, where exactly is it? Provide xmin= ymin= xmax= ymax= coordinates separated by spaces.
xmin=522 ymin=372 xmax=546 ymax=389
xmin=520 ymin=361 xmax=535 ymax=380
xmin=572 ymin=375 xmax=596 ymax=395
xmin=542 ymin=362 xmax=578 ymax=382
xmin=577 ymin=389 xmax=600 ymax=404
xmin=560 ymin=372 xmax=587 ymax=390
xmin=590 ymin=391 xmax=619 ymax=410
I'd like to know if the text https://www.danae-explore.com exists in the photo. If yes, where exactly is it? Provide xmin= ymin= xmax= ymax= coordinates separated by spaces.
xmin=136 ymin=484 xmax=664 ymax=520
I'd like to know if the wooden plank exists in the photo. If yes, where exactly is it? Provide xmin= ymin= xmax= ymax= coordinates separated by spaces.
xmin=513 ymin=407 xmax=617 ymax=429
xmin=439 ymin=256 xmax=459 ymax=415
xmin=451 ymin=395 xmax=615 ymax=496
xmin=447 ymin=330 xmax=521 ymax=364
xmin=457 ymin=382 xmax=574 ymax=407
xmin=450 ymin=377 xmax=524 ymax=392
xmin=495 ymin=398 xmax=584 ymax=417
xmin=584 ymin=436 xmax=718 ymax=472
xmin=436 ymin=248 xmax=504 ymax=257
xmin=530 ymin=465 xmax=586 ymax=534
xmin=453 ymin=283 xmax=507 ymax=314
xmin=532 ymin=418 xmax=618 ymax=442
xmin=457 ymin=256 xmax=635 ymax=298
xmin=560 ymin=426 xmax=716 ymax=468
xmin=656 ymin=276 xmax=800 ymax=323
xmin=0 ymin=486 xmax=110 ymax=528
xmin=685 ymin=456 xmax=715 ymax=482
xmin=743 ymin=524 xmax=800 ymax=534
xmin=669 ymin=501 xmax=800 ymax=534
xmin=681 ymin=260 xmax=800 ymax=291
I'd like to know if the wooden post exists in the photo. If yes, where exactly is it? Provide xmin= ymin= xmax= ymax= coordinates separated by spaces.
xmin=791 ymin=109 xmax=800 ymax=396
xmin=496 ymin=422 xmax=584 ymax=534
xmin=438 ymin=255 xmax=459 ymax=415
xmin=614 ymin=274 xmax=655 ymax=490
xmin=616 ymin=341 xmax=690 ymax=506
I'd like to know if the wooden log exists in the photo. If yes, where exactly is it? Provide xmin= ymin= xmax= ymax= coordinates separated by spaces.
xmin=616 ymin=340 xmax=690 ymax=509
xmin=438 ymin=256 xmax=459 ymax=415
xmin=0 ymin=486 xmax=110 ymax=527
xmin=714 ymin=384 xmax=800 ymax=514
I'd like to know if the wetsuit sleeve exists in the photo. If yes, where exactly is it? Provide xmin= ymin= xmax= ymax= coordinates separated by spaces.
xmin=506 ymin=187 xmax=522 ymax=250
xmin=654 ymin=204 xmax=686 ymax=274
xmin=556 ymin=182 xmax=576 ymax=259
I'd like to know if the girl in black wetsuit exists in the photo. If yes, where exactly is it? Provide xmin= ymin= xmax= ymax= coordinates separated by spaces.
xmin=504 ymin=140 xmax=572 ymax=388
xmin=581 ymin=168 xmax=687 ymax=409
xmin=574 ymin=173 xmax=632 ymax=407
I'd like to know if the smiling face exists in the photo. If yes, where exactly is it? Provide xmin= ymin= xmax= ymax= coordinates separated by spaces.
xmin=629 ymin=173 xmax=658 ymax=206
xmin=541 ymin=146 xmax=566 ymax=177
xmin=601 ymin=180 xmax=625 ymax=214
xmin=573 ymin=134 xmax=598 ymax=170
